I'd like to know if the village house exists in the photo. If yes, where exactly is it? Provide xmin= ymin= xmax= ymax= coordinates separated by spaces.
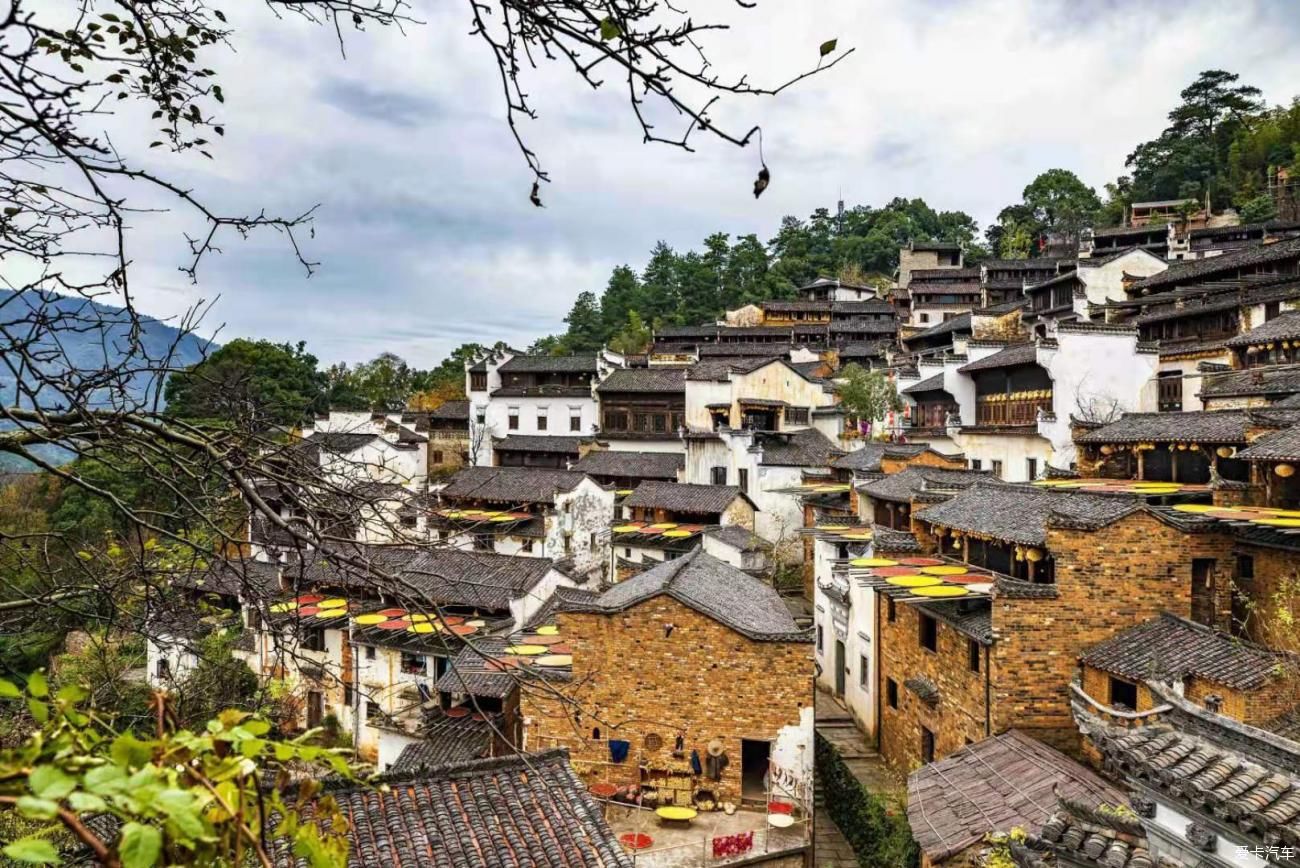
xmin=401 ymin=401 xmax=470 ymax=475
xmin=467 ymin=348 xmax=621 ymax=466
xmin=906 ymin=267 xmax=983 ymax=327
xmin=1077 ymin=612 xmax=1296 ymax=729
xmin=861 ymin=481 xmax=1246 ymax=770
xmin=432 ymin=466 xmax=614 ymax=575
xmin=522 ymin=548 xmax=813 ymax=809
xmin=609 ymin=480 xmax=756 ymax=578
xmin=980 ymin=258 xmax=1076 ymax=306
xmin=701 ymin=524 xmax=776 ymax=575
xmin=299 ymin=411 xmax=430 ymax=490
xmin=593 ymin=365 xmax=687 ymax=453
xmin=898 ymin=240 xmax=965 ymax=289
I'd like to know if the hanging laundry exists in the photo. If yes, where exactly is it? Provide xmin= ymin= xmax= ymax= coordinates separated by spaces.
xmin=690 ymin=749 xmax=702 ymax=775
xmin=608 ymin=739 xmax=631 ymax=763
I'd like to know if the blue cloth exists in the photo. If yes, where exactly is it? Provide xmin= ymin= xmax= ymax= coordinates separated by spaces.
xmin=690 ymin=749 xmax=702 ymax=775
xmin=608 ymin=739 xmax=631 ymax=763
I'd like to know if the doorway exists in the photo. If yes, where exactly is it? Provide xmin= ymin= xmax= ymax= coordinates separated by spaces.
xmin=834 ymin=640 xmax=846 ymax=697
xmin=306 ymin=690 xmax=324 ymax=729
xmin=740 ymin=739 xmax=771 ymax=802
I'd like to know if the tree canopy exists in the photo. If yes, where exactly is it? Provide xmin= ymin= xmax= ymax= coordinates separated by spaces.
xmin=164 ymin=340 xmax=327 ymax=428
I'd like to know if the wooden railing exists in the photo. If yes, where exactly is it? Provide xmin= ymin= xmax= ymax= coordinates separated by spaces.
xmin=974 ymin=395 xmax=1052 ymax=427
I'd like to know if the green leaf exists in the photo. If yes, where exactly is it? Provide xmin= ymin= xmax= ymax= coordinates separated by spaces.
xmin=111 ymin=733 xmax=153 ymax=768
xmin=28 ymin=699 xmax=48 ymax=723
xmin=240 ymin=737 xmax=265 ymax=758
xmin=83 ymin=764 xmax=128 ymax=795
xmin=243 ymin=719 xmax=271 ymax=736
xmin=599 ymin=17 xmax=620 ymax=41
xmin=819 ymin=38 xmax=838 ymax=57
xmin=2 ymin=837 xmax=60 ymax=864
xmin=0 ymin=678 xmax=19 ymax=698
xmin=68 ymin=791 xmax=108 ymax=812
xmin=119 ymin=823 xmax=162 ymax=868
xmin=27 ymin=670 xmax=48 ymax=698
xmin=30 ymin=765 xmax=76 ymax=800
xmin=16 ymin=796 xmax=59 ymax=820
xmin=273 ymin=742 xmax=294 ymax=762
xmin=56 ymin=683 xmax=87 ymax=704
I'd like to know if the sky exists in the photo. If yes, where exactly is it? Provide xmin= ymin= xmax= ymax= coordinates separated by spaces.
xmin=101 ymin=0 xmax=1300 ymax=367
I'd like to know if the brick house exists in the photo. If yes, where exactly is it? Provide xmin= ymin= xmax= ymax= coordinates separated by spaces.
xmin=1078 ymin=612 xmax=1297 ymax=730
xmin=522 ymin=548 xmax=812 ymax=805
xmin=871 ymin=483 xmax=1238 ymax=769
xmin=610 ymin=480 xmax=757 ymax=578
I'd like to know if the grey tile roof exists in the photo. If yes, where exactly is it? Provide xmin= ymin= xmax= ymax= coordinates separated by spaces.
xmin=1081 ymin=717 xmax=1300 ymax=853
xmin=902 ymin=373 xmax=947 ymax=395
xmin=497 ymin=353 xmax=600 ymax=373
xmin=915 ymin=600 xmax=993 ymax=645
xmin=907 ymin=730 xmax=1126 ymax=863
xmin=904 ymin=312 xmax=973 ymax=343
xmin=1075 ymin=411 xmax=1251 ymax=443
xmin=1238 ymin=425 xmax=1300 ymax=461
xmin=170 ymin=559 xmax=283 ymax=599
xmin=831 ymin=442 xmax=931 ymax=472
xmin=425 ymin=400 xmax=470 ymax=421
xmin=686 ymin=356 xmax=781 ymax=381
xmin=319 ymin=749 xmax=631 ymax=868
xmin=435 ymin=638 xmax=516 ymax=698
xmin=1129 ymin=235 xmax=1300 ymax=293
xmin=910 ymin=240 xmax=962 ymax=252
xmin=1200 ymin=367 xmax=1300 ymax=399
xmin=1273 ymin=392 xmax=1300 ymax=408
xmin=904 ymin=675 xmax=940 ymax=705
xmin=1224 ymin=311 xmax=1300 ymax=348
xmin=870 ymin=525 xmax=923 ymax=553
xmin=563 ymin=548 xmax=807 ymax=641
xmin=1080 ymin=612 xmax=1291 ymax=691
xmin=622 ymin=480 xmax=747 ymax=514
xmin=832 ymin=299 xmax=895 ymax=315
xmin=440 ymin=466 xmax=592 ymax=504
xmin=388 ymin=710 xmax=497 ymax=771
xmin=596 ymin=367 xmax=687 ymax=393
xmin=306 ymin=431 xmax=379 ymax=452
xmin=914 ymin=482 xmax=1140 ymax=546
xmin=697 ymin=344 xmax=789 ymax=357
xmin=569 ymin=450 xmax=683 ymax=480
xmin=704 ymin=525 xmax=772 ymax=553
xmin=293 ymin=546 xmax=555 ymax=612
xmin=958 ymin=343 xmax=1040 ymax=373
xmin=756 ymin=428 xmax=844 ymax=467
xmin=858 ymin=466 xmax=995 ymax=504
xmin=493 ymin=435 xmax=588 ymax=454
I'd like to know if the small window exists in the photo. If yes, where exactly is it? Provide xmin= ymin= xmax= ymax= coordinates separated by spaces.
xmin=475 ymin=407 xmax=486 ymax=425
xmin=991 ymin=460 xmax=1003 ymax=479
xmin=156 ymin=658 xmax=171 ymax=680
xmin=401 ymin=651 xmax=426 ymax=675
xmin=522 ymin=538 xmax=534 ymax=554
xmin=570 ymin=413 xmax=582 ymax=432
xmin=786 ymin=407 xmax=810 ymax=426
xmin=400 ymin=515 xmax=417 ymax=529
xmin=859 ymin=654 xmax=869 ymax=688
xmin=886 ymin=678 xmax=898 ymax=709
xmin=919 ymin=614 xmax=937 ymax=652
xmin=816 ymin=624 xmax=824 ymax=653
xmin=919 ymin=313 xmax=930 ymax=324
xmin=738 ymin=468 xmax=749 ymax=493
xmin=1026 ymin=458 xmax=1038 ymax=480
xmin=302 ymin=628 xmax=326 ymax=652
xmin=921 ymin=727 xmax=935 ymax=764
xmin=886 ymin=597 xmax=897 ymax=622
xmin=968 ymin=639 xmax=981 ymax=673
xmin=364 ymin=645 xmax=376 ymax=661
xmin=1236 ymin=555 xmax=1255 ymax=581
xmin=1266 ymin=301 xmax=1281 ymax=321
xmin=470 ymin=372 xmax=487 ymax=392
xmin=711 ymin=466 xmax=727 ymax=486
xmin=344 ymin=684 xmax=354 ymax=706
xmin=508 ymin=408 xmax=520 ymax=430
xmin=1109 ymin=676 xmax=1138 ymax=710
xmin=431 ymin=450 xmax=444 ymax=464
xmin=537 ymin=413 xmax=548 ymax=431
xmin=365 ymin=701 xmax=380 ymax=722
xmin=969 ymin=458 xmax=982 ymax=471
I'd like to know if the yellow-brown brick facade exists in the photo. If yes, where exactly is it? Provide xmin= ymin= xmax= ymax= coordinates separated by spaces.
xmin=524 ymin=595 xmax=811 ymax=802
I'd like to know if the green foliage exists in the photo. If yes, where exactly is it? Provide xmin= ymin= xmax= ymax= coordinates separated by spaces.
xmin=836 ymin=364 xmax=903 ymax=425
xmin=815 ymin=732 xmax=918 ymax=868
xmin=986 ymin=169 xmax=1100 ymax=256
xmin=0 ymin=676 xmax=353 ymax=866
xmin=164 ymin=339 xmax=328 ymax=427
xmin=607 ymin=311 xmax=652 ymax=355
xmin=325 ymin=352 xmax=436 ymax=412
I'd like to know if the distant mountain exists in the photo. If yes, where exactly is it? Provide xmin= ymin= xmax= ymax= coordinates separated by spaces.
xmin=0 ymin=290 xmax=216 ymax=471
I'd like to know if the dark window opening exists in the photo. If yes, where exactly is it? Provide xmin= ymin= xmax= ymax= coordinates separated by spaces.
xmin=919 ymin=614 xmax=937 ymax=652
xmin=886 ymin=678 xmax=898 ymax=709
xmin=921 ymin=727 xmax=935 ymax=764
xmin=738 ymin=468 xmax=749 ymax=493
xmin=302 ymin=628 xmax=326 ymax=652
xmin=364 ymin=645 xmax=376 ymax=660
xmin=886 ymin=597 xmax=897 ymax=622
xmin=1158 ymin=371 xmax=1183 ymax=412
xmin=401 ymin=651 xmax=426 ymax=675
xmin=816 ymin=624 xmax=824 ymax=652
xmin=570 ymin=414 xmax=582 ymax=432
xmin=1109 ymin=677 xmax=1138 ymax=711
xmin=711 ymin=466 xmax=727 ymax=486
xmin=968 ymin=639 xmax=981 ymax=673
xmin=156 ymin=658 xmax=171 ymax=680
xmin=859 ymin=654 xmax=869 ymax=688
xmin=470 ymin=372 xmax=487 ymax=392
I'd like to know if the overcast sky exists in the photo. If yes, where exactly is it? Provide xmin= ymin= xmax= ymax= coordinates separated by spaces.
xmin=116 ymin=0 xmax=1300 ymax=367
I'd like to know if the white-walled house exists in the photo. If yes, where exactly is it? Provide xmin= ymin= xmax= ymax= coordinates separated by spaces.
xmin=466 ymin=349 xmax=623 ymax=466
xmin=433 ymin=466 xmax=614 ymax=577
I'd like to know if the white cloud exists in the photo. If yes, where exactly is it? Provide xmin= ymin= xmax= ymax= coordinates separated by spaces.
xmin=107 ymin=0 xmax=1300 ymax=366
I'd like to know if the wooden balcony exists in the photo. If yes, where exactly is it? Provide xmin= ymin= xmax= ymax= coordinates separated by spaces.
xmin=974 ymin=394 xmax=1052 ymax=427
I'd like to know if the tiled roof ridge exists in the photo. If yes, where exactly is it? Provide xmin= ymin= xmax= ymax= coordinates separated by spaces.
xmin=354 ymin=746 xmax=575 ymax=790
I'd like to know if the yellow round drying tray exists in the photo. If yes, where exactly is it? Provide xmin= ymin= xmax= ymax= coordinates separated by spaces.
xmin=886 ymin=575 xmax=942 ymax=588
xmin=849 ymin=558 xmax=898 ymax=568
xmin=656 ymin=806 xmax=697 ymax=822
xmin=920 ymin=565 xmax=967 ymax=576
xmin=354 ymin=613 xmax=387 ymax=625
xmin=912 ymin=585 xmax=970 ymax=597
xmin=535 ymin=625 xmax=559 ymax=636
xmin=506 ymin=644 xmax=547 ymax=656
